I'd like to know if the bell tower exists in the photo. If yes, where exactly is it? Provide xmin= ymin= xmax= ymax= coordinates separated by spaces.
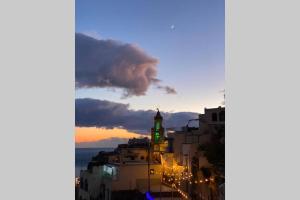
xmin=151 ymin=109 xmax=166 ymax=153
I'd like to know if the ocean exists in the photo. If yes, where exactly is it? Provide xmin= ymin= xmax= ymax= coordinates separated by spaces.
xmin=75 ymin=148 xmax=114 ymax=177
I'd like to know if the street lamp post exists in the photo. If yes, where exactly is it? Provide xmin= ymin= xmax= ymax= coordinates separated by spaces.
xmin=148 ymin=141 xmax=150 ymax=193
xmin=160 ymin=152 xmax=163 ymax=200
xmin=171 ymin=159 xmax=174 ymax=200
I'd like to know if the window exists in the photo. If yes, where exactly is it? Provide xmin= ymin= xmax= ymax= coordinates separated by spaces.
xmin=107 ymin=189 xmax=110 ymax=200
xmin=156 ymin=121 xmax=160 ymax=130
xmin=150 ymin=169 xmax=155 ymax=175
xmin=84 ymin=179 xmax=88 ymax=191
xmin=212 ymin=113 xmax=217 ymax=121
xmin=101 ymin=184 xmax=106 ymax=198
xmin=80 ymin=178 xmax=83 ymax=189
xmin=219 ymin=111 xmax=225 ymax=121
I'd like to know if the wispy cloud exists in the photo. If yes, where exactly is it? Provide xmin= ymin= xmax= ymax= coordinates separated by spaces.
xmin=156 ymin=85 xmax=177 ymax=94
xmin=81 ymin=31 xmax=102 ymax=40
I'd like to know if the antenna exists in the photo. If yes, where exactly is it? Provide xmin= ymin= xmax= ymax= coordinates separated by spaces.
xmin=223 ymin=90 xmax=225 ymax=105
xmin=220 ymin=89 xmax=225 ymax=105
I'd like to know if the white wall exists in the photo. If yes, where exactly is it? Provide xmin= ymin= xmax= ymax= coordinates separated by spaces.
xmin=111 ymin=164 xmax=161 ymax=192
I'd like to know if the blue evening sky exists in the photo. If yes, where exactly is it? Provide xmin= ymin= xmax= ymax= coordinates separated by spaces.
xmin=76 ymin=0 xmax=224 ymax=113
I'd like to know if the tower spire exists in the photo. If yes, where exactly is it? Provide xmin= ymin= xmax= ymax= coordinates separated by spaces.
xmin=155 ymin=108 xmax=162 ymax=119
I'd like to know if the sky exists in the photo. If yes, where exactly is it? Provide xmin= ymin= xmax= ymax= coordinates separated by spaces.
xmin=75 ymin=0 xmax=224 ymax=147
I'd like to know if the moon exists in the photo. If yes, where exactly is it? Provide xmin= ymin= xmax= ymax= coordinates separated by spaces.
xmin=170 ymin=25 xmax=175 ymax=30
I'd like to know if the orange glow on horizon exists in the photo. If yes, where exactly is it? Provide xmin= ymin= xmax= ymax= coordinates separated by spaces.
xmin=75 ymin=127 xmax=149 ymax=143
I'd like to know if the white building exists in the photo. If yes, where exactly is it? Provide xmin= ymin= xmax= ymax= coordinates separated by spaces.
xmin=167 ymin=106 xmax=225 ymax=200
xmin=76 ymin=108 xmax=224 ymax=200
xmin=168 ymin=106 xmax=225 ymax=169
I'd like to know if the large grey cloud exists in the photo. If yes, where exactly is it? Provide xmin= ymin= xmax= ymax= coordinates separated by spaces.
xmin=76 ymin=33 xmax=176 ymax=97
xmin=75 ymin=98 xmax=199 ymax=133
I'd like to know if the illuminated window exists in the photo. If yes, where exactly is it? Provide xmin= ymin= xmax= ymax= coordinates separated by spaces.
xmin=154 ymin=132 xmax=160 ymax=143
xmin=154 ymin=121 xmax=161 ymax=143
xmin=156 ymin=121 xmax=160 ymax=130
xmin=150 ymin=169 xmax=155 ymax=175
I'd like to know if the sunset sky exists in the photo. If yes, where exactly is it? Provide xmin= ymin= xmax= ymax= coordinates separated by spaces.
xmin=75 ymin=0 xmax=224 ymax=147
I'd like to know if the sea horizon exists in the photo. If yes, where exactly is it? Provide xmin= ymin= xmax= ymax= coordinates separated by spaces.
xmin=75 ymin=147 xmax=114 ymax=176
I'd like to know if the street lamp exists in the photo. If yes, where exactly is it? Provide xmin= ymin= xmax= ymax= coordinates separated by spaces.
xmin=148 ymin=140 xmax=151 ymax=192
